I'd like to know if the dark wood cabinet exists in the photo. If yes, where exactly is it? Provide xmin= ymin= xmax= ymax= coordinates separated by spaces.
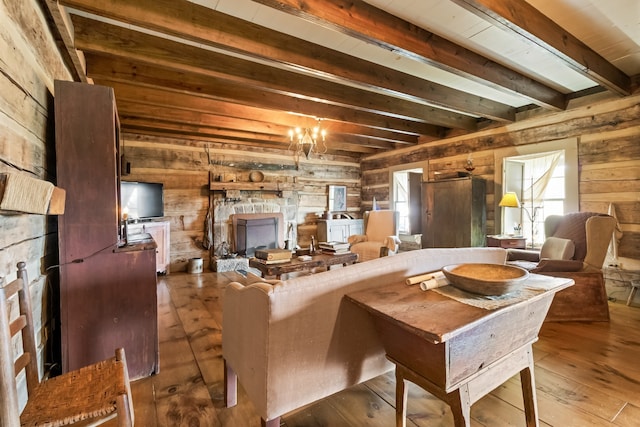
xmin=421 ymin=177 xmax=486 ymax=248
xmin=55 ymin=80 xmax=158 ymax=379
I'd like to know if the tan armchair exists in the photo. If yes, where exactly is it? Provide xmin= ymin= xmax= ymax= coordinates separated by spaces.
xmin=348 ymin=210 xmax=401 ymax=262
xmin=507 ymin=212 xmax=617 ymax=321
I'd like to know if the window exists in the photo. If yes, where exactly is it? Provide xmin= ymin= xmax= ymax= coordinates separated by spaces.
xmin=392 ymin=168 xmax=423 ymax=235
xmin=503 ymin=150 xmax=566 ymax=248
xmin=393 ymin=171 xmax=410 ymax=234
xmin=496 ymin=138 xmax=579 ymax=249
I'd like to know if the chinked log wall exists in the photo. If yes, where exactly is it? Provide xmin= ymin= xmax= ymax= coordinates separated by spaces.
xmin=361 ymin=93 xmax=640 ymax=261
xmin=0 ymin=0 xmax=73 ymax=380
xmin=121 ymin=133 xmax=361 ymax=271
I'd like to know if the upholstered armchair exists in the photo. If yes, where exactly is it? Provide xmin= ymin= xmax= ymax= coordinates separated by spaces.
xmin=348 ymin=210 xmax=401 ymax=262
xmin=507 ymin=212 xmax=617 ymax=321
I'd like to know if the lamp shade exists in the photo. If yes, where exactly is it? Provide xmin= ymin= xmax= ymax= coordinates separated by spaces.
xmin=499 ymin=192 xmax=521 ymax=208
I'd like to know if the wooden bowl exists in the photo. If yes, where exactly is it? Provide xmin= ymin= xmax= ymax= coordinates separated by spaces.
xmin=249 ymin=170 xmax=265 ymax=182
xmin=442 ymin=263 xmax=529 ymax=296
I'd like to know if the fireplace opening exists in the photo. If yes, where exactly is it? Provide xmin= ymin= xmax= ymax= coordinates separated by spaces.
xmin=236 ymin=217 xmax=278 ymax=257
xmin=231 ymin=213 xmax=285 ymax=257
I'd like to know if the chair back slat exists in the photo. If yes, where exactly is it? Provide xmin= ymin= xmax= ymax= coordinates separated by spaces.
xmin=3 ymin=278 xmax=22 ymax=300
xmin=14 ymin=353 xmax=31 ymax=378
xmin=9 ymin=314 xmax=26 ymax=338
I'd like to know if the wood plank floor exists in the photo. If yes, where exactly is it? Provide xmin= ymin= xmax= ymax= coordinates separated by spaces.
xmin=115 ymin=271 xmax=640 ymax=426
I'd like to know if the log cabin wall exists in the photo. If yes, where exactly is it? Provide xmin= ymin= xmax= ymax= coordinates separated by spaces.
xmin=121 ymin=133 xmax=361 ymax=271
xmin=361 ymin=93 xmax=640 ymax=261
xmin=0 ymin=0 xmax=73 ymax=388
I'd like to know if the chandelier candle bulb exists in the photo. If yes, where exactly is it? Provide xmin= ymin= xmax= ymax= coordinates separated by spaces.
xmin=288 ymin=119 xmax=328 ymax=160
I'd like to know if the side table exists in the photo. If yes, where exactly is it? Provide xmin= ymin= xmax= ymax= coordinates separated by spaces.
xmin=603 ymin=265 xmax=640 ymax=306
xmin=486 ymin=235 xmax=527 ymax=249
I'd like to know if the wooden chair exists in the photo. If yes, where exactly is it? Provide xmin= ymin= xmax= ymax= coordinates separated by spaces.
xmin=0 ymin=262 xmax=134 ymax=427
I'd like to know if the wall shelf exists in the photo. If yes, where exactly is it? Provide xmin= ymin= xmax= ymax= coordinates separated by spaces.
xmin=210 ymin=182 xmax=282 ymax=197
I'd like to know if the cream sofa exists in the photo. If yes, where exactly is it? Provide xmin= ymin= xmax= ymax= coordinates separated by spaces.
xmin=223 ymin=247 xmax=507 ymax=426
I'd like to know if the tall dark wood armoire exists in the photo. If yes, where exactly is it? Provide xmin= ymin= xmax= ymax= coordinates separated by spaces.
xmin=55 ymin=80 xmax=158 ymax=379
xmin=421 ymin=177 xmax=486 ymax=248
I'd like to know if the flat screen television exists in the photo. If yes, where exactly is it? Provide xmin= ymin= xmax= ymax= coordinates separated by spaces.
xmin=121 ymin=181 xmax=164 ymax=220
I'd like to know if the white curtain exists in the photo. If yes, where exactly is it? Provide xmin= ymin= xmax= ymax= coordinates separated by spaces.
xmin=522 ymin=151 xmax=563 ymax=205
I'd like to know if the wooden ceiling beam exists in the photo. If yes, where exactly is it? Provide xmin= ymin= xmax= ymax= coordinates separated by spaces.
xmin=85 ymin=54 xmax=446 ymax=138
xmin=106 ymin=81 xmax=419 ymax=145
xmin=449 ymin=0 xmax=631 ymax=95
xmin=121 ymin=116 xmax=290 ymax=146
xmin=117 ymin=100 xmax=397 ymax=150
xmin=71 ymin=15 xmax=478 ymax=131
xmin=59 ymin=0 xmax=515 ymax=122
xmin=121 ymin=119 xmax=380 ymax=155
xmin=117 ymin=100 xmax=398 ymax=151
xmin=117 ymin=101 xmax=290 ymax=137
xmin=253 ymin=0 xmax=566 ymax=110
xmin=121 ymin=121 xmax=292 ymax=149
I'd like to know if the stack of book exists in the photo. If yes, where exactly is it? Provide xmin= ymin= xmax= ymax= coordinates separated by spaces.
xmin=319 ymin=241 xmax=350 ymax=254
xmin=254 ymin=248 xmax=293 ymax=264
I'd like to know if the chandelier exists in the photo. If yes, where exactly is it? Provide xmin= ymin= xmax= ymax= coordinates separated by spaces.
xmin=288 ymin=119 xmax=327 ymax=160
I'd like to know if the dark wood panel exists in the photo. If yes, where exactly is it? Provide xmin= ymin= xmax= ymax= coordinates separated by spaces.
xmin=61 ymin=249 xmax=157 ymax=378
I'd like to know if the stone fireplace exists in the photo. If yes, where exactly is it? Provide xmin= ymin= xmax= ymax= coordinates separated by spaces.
xmin=211 ymin=193 xmax=297 ymax=272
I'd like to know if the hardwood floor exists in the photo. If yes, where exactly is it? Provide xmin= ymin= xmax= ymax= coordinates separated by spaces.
xmin=117 ymin=271 xmax=640 ymax=426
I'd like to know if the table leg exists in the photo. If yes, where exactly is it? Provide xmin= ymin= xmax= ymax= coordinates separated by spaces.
xmin=447 ymin=384 xmax=472 ymax=427
xmin=627 ymin=281 xmax=639 ymax=306
xmin=520 ymin=348 xmax=540 ymax=427
xmin=395 ymin=368 xmax=408 ymax=427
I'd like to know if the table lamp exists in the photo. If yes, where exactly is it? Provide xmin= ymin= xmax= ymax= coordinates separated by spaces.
xmin=499 ymin=192 xmax=539 ymax=249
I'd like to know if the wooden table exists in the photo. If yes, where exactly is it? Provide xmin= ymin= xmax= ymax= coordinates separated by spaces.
xmin=345 ymin=274 xmax=573 ymax=427
xmin=249 ymin=251 xmax=358 ymax=279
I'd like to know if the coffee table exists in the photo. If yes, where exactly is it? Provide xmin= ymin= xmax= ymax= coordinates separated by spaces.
xmin=345 ymin=273 xmax=573 ymax=427
xmin=249 ymin=251 xmax=358 ymax=279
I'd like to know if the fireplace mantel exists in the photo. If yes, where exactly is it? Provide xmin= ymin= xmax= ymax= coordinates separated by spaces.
xmin=211 ymin=182 xmax=282 ymax=198
xmin=210 ymin=182 xmax=281 ymax=192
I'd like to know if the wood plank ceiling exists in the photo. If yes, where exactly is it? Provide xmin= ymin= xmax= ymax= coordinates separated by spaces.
xmin=48 ymin=0 xmax=640 ymax=159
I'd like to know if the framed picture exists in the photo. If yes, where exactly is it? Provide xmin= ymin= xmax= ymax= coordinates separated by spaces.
xmin=328 ymin=185 xmax=347 ymax=212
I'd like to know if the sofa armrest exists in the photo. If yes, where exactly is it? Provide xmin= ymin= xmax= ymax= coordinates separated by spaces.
xmin=507 ymin=248 xmax=540 ymax=262
xmin=222 ymin=280 xmax=275 ymax=414
xmin=532 ymin=259 xmax=585 ymax=273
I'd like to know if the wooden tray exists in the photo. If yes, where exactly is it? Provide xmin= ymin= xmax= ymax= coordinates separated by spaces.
xmin=442 ymin=263 xmax=529 ymax=296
